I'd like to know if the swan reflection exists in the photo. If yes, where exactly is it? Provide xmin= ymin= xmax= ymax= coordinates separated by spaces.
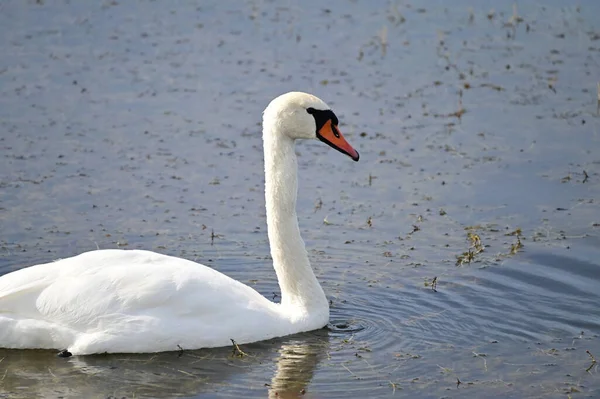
xmin=267 ymin=340 xmax=325 ymax=399
xmin=0 ymin=331 xmax=328 ymax=398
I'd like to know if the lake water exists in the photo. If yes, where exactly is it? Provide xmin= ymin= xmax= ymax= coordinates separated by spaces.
xmin=1 ymin=1 xmax=599 ymax=398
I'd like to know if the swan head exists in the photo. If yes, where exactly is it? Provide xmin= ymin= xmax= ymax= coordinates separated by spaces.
xmin=263 ymin=92 xmax=360 ymax=161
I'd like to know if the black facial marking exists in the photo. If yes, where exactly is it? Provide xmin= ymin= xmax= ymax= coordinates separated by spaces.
xmin=309 ymin=107 xmax=359 ymax=161
xmin=306 ymin=108 xmax=339 ymax=134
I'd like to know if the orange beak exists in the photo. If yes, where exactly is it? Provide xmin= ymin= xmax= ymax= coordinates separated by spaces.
xmin=316 ymin=120 xmax=360 ymax=161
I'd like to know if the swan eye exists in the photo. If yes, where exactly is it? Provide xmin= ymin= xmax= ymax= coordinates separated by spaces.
xmin=331 ymin=114 xmax=339 ymax=127
xmin=307 ymin=108 xmax=339 ymax=133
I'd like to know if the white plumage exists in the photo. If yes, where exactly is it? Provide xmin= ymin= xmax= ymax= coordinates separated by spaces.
xmin=0 ymin=92 xmax=359 ymax=355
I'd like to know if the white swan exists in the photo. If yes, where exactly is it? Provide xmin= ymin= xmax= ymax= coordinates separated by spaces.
xmin=0 ymin=92 xmax=359 ymax=355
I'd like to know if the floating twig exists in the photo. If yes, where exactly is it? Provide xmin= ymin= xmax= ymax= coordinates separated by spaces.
xmin=586 ymin=350 xmax=597 ymax=372
xmin=231 ymin=339 xmax=248 ymax=358
xmin=510 ymin=235 xmax=524 ymax=255
xmin=314 ymin=198 xmax=323 ymax=212
xmin=176 ymin=369 xmax=195 ymax=377
xmin=389 ymin=381 xmax=400 ymax=394
xmin=379 ymin=25 xmax=388 ymax=57
xmin=368 ymin=173 xmax=377 ymax=186
xmin=597 ymin=82 xmax=599 ymax=115
xmin=341 ymin=363 xmax=357 ymax=377
xmin=505 ymin=228 xmax=522 ymax=236
xmin=480 ymin=83 xmax=505 ymax=91
xmin=408 ymin=224 xmax=420 ymax=235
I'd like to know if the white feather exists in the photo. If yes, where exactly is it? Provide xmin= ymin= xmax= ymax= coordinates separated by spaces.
xmin=0 ymin=92 xmax=355 ymax=355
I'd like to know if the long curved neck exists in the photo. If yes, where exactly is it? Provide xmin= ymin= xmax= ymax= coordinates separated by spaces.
xmin=263 ymin=127 xmax=328 ymax=315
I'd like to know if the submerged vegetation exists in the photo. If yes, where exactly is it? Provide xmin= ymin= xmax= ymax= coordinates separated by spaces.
xmin=455 ymin=227 xmax=524 ymax=267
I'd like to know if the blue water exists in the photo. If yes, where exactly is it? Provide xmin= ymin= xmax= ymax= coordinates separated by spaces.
xmin=1 ymin=1 xmax=599 ymax=398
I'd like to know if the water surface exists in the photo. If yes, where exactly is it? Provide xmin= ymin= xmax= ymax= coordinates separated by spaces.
xmin=1 ymin=1 xmax=599 ymax=398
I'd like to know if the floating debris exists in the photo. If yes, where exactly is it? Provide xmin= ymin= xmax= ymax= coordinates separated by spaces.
xmin=480 ymin=83 xmax=505 ymax=91
xmin=456 ymin=231 xmax=485 ymax=266
xmin=597 ymin=82 xmax=600 ymax=114
xmin=505 ymin=228 xmax=522 ymax=236
xmin=509 ymin=232 xmax=524 ymax=255
xmin=230 ymin=339 xmax=248 ymax=358
xmin=586 ymin=350 xmax=597 ymax=372
xmin=424 ymin=277 xmax=438 ymax=291
xmin=314 ymin=198 xmax=323 ymax=212
xmin=210 ymin=229 xmax=223 ymax=245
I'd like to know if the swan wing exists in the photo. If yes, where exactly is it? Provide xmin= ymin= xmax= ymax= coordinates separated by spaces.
xmin=0 ymin=249 xmax=282 ymax=353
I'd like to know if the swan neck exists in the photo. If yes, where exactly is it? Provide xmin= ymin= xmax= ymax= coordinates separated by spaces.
xmin=263 ymin=129 xmax=328 ymax=314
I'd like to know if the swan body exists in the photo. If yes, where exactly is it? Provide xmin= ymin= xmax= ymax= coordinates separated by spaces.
xmin=0 ymin=92 xmax=359 ymax=355
xmin=0 ymin=250 xmax=299 ymax=354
